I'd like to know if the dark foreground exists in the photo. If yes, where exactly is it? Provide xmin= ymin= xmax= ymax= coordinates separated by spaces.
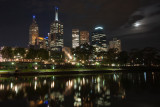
xmin=0 ymin=71 xmax=160 ymax=107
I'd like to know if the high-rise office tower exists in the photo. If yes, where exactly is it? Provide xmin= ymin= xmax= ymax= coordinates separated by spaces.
xmin=80 ymin=31 xmax=89 ymax=45
xmin=29 ymin=15 xmax=39 ymax=46
xmin=49 ymin=7 xmax=64 ymax=51
xmin=91 ymin=27 xmax=107 ymax=52
xmin=72 ymin=29 xmax=80 ymax=48
xmin=43 ymin=36 xmax=49 ymax=50
xmin=109 ymin=38 xmax=121 ymax=52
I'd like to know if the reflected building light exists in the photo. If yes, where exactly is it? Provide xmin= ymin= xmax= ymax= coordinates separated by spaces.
xmin=43 ymin=80 xmax=47 ymax=85
xmin=74 ymin=79 xmax=77 ymax=84
xmin=97 ymin=77 xmax=100 ymax=83
xmin=74 ymin=97 xmax=82 ymax=106
xmin=80 ymin=80 xmax=83 ymax=85
xmin=11 ymin=82 xmax=13 ymax=89
xmin=0 ymin=84 xmax=4 ymax=90
xmin=79 ymin=86 xmax=81 ymax=91
xmin=78 ymin=78 xmax=81 ymax=84
xmin=106 ymin=90 xmax=110 ymax=95
xmin=86 ymin=79 xmax=89 ymax=83
xmin=66 ymin=81 xmax=68 ymax=86
xmin=152 ymin=72 xmax=155 ymax=83
xmin=97 ymin=83 xmax=100 ymax=93
xmin=74 ymin=84 xmax=77 ymax=89
xmin=7 ymin=85 xmax=10 ymax=90
xmin=95 ymin=78 xmax=97 ymax=83
xmin=51 ymin=81 xmax=55 ymax=88
xmin=34 ymin=81 xmax=37 ymax=90
xmin=15 ymin=85 xmax=18 ymax=94
xmin=92 ymin=77 xmax=94 ymax=83
xmin=113 ymin=74 xmax=117 ymax=81
xmin=103 ymin=80 xmax=105 ymax=86
xmin=118 ymin=82 xmax=121 ymax=87
xmin=83 ymin=78 xmax=85 ymax=85
xmin=144 ymin=72 xmax=147 ymax=82
xmin=69 ymin=80 xmax=73 ymax=87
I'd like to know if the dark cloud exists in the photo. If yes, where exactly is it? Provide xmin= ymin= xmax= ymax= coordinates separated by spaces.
xmin=113 ymin=3 xmax=160 ymax=50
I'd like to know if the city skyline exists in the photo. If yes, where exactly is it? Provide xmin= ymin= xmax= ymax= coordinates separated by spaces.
xmin=0 ymin=0 xmax=160 ymax=51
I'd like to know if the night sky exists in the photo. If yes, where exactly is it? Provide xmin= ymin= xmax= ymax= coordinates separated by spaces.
xmin=0 ymin=0 xmax=160 ymax=51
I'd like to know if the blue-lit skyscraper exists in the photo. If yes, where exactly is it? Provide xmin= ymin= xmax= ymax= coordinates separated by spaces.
xmin=49 ymin=7 xmax=64 ymax=51
xmin=91 ymin=27 xmax=107 ymax=52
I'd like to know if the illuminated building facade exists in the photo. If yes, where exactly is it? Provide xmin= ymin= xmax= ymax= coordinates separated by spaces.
xmin=35 ymin=37 xmax=45 ymax=49
xmin=72 ymin=29 xmax=80 ymax=48
xmin=91 ymin=27 xmax=107 ymax=52
xmin=43 ymin=36 xmax=49 ymax=50
xmin=29 ymin=15 xmax=39 ymax=46
xmin=80 ymin=31 xmax=89 ymax=45
xmin=49 ymin=7 xmax=64 ymax=51
xmin=109 ymin=38 xmax=121 ymax=52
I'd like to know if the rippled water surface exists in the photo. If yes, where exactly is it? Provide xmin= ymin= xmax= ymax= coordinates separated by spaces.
xmin=0 ymin=72 xmax=160 ymax=107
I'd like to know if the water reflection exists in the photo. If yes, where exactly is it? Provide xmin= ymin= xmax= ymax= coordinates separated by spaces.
xmin=0 ymin=72 xmax=160 ymax=107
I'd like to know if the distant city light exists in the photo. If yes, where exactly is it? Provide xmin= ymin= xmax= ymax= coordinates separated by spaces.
xmin=55 ymin=7 xmax=58 ymax=10
xmin=95 ymin=27 xmax=103 ymax=30
xmin=45 ymin=37 xmax=48 ymax=39
xmin=134 ymin=22 xmax=141 ymax=27
xmin=33 ymin=15 xmax=36 ymax=19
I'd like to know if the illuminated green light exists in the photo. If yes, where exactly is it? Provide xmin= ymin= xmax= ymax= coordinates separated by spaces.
xmin=52 ymin=65 xmax=55 ymax=70
xmin=76 ymin=63 xmax=80 ymax=66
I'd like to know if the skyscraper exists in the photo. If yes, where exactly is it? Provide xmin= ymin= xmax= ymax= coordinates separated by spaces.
xmin=29 ymin=15 xmax=39 ymax=46
xmin=91 ymin=27 xmax=107 ymax=52
xmin=72 ymin=29 xmax=80 ymax=48
xmin=80 ymin=31 xmax=89 ymax=45
xmin=49 ymin=7 xmax=64 ymax=51
xmin=109 ymin=38 xmax=121 ymax=52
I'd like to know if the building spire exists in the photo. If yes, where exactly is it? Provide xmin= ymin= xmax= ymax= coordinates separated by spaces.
xmin=32 ymin=15 xmax=36 ymax=23
xmin=55 ymin=7 xmax=58 ymax=21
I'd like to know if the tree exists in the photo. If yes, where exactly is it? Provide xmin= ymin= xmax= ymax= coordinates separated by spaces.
xmin=37 ymin=49 xmax=49 ymax=61
xmin=13 ymin=47 xmax=26 ymax=60
xmin=106 ymin=48 xmax=118 ymax=65
xmin=50 ymin=51 xmax=65 ymax=64
xmin=118 ymin=51 xmax=129 ymax=66
xmin=26 ymin=48 xmax=38 ymax=59
xmin=1 ymin=47 xmax=13 ymax=60
xmin=142 ymin=47 xmax=159 ymax=66
xmin=14 ymin=47 xmax=25 ymax=56
xmin=72 ymin=43 xmax=94 ymax=62
xmin=129 ymin=49 xmax=142 ymax=66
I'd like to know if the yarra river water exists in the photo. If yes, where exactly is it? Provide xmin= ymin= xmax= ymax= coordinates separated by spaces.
xmin=0 ymin=72 xmax=160 ymax=107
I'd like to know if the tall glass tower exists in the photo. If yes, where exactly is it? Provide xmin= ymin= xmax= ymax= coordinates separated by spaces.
xmin=49 ymin=7 xmax=64 ymax=51
xmin=72 ymin=29 xmax=80 ymax=48
xmin=91 ymin=27 xmax=107 ymax=52
xmin=29 ymin=15 xmax=39 ymax=46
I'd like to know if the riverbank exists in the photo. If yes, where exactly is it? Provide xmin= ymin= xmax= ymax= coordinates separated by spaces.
xmin=0 ymin=66 xmax=160 ymax=77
